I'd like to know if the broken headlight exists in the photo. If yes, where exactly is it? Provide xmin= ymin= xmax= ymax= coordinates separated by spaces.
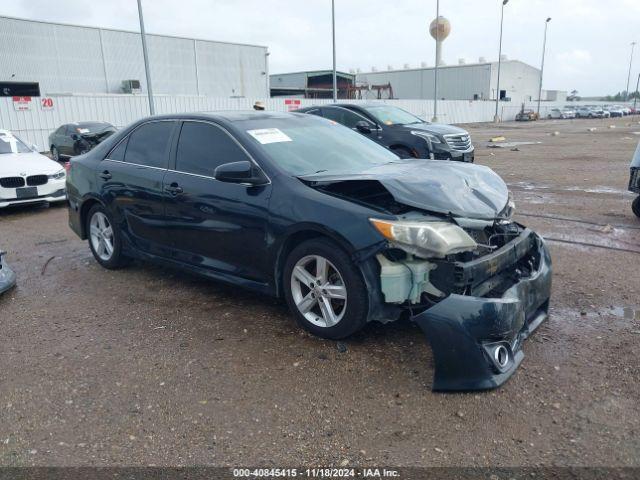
xmin=499 ymin=191 xmax=516 ymax=220
xmin=370 ymin=219 xmax=477 ymax=258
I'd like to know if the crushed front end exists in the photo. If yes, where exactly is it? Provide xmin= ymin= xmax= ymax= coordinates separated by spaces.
xmin=369 ymin=217 xmax=552 ymax=392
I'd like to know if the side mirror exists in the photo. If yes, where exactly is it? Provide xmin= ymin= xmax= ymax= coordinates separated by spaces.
xmin=71 ymin=134 xmax=80 ymax=141
xmin=355 ymin=121 xmax=373 ymax=134
xmin=214 ymin=160 xmax=267 ymax=185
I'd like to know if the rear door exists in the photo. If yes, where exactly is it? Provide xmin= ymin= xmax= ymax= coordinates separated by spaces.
xmin=98 ymin=120 xmax=178 ymax=256
xmin=162 ymin=120 xmax=272 ymax=282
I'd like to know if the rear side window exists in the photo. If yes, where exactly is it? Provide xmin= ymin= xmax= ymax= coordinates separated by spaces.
xmin=322 ymin=107 xmax=371 ymax=129
xmin=124 ymin=121 xmax=174 ymax=169
xmin=176 ymin=121 xmax=250 ymax=177
xmin=107 ymin=137 xmax=128 ymax=161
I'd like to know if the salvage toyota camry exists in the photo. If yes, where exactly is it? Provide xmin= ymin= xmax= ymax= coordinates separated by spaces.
xmin=66 ymin=111 xmax=552 ymax=391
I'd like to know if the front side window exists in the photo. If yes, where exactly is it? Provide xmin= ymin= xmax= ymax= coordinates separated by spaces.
xmin=124 ymin=121 xmax=174 ymax=169
xmin=176 ymin=122 xmax=250 ymax=177
xmin=363 ymin=106 xmax=424 ymax=126
xmin=322 ymin=107 xmax=373 ymax=129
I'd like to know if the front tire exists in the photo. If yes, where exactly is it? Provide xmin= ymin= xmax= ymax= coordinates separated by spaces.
xmin=283 ymin=238 xmax=368 ymax=339
xmin=391 ymin=146 xmax=417 ymax=159
xmin=86 ymin=204 xmax=127 ymax=269
xmin=633 ymin=196 xmax=640 ymax=218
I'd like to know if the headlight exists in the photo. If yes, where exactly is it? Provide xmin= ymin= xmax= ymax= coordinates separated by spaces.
xmin=370 ymin=218 xmax=477 ymax=258
xmin=48 ymin=169 xmax=65 ymax=180
xmin=499 ymin=191 xmax=516 ymax=220
xmin=410 ymin=131 xmax=441 ymax=144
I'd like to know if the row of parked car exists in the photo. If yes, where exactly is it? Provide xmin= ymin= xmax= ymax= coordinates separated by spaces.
xmin=548 ymin=104 xmax=636 ymax=119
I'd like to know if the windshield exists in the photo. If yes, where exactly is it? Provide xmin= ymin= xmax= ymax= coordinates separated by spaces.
xmin=362 ymin=105 xmax=424 ymax=126
xmin=242 ymin=116 xmax=399 ymax=176
xmin=0 ymin=133 xmax=32 ymax=155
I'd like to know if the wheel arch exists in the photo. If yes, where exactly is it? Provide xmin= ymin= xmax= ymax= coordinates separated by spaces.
xmin=78 ymin=195 xmax=106 ymax=239
xmin=273 ymin=225 xmax=356 ymax=298
xmin=389 ymin=144 xmax=419 ymax=158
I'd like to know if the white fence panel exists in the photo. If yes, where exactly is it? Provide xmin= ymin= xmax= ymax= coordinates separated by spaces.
xmin=0 ymin=94 xmax=635 ymax=152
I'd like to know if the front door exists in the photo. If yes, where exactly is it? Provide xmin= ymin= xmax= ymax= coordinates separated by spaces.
xmin=98 ymin=120 xmax=178 ymax=256
xmin=162 ymin=121 xmax=272 ymax=283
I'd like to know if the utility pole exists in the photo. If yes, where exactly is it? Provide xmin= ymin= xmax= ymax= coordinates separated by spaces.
xmin=625 ymin=42 xmax=636 ymax=102
xmin=432 ymin=0 xmax=440 ymax=122
xmin=137 ymin=0 xmax=155 ymax=115
xmin=634 ymin=72 xmax=639 ymax=113
xmin=536 ymin=17 xmax=551 ymax=116
xmin=331 ymin=0 xmax=337 ymax=102
xmin=494 ymin=0 xmax=508 ymax=122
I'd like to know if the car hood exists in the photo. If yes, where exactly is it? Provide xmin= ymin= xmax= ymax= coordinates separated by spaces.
xmin=396 ymin=122 xmax=469 ymax=136
xmin=299 ymin=160 xmax=510 ymax=220
xmin=0 ymin=151 xmax=62 ymax=177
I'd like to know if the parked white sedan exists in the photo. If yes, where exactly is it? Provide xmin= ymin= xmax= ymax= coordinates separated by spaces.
xmin=0 ymin=130 xmax=67 ymax=208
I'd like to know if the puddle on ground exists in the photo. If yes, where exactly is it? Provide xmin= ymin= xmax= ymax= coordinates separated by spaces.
xmin=508 ymin=181 xmax=632 ymax=196
xmin=554 ymin=306 xmax=640 ymax=321
xmin=607 ymin=306 xmax=640 ymax=320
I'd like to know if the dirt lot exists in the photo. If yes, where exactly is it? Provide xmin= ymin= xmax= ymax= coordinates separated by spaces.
xmin=1 ymin=117 xmax=639 ymax=468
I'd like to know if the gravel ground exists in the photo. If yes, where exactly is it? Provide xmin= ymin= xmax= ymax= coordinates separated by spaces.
xmin=0 ymin=116 xmax=639 ymax=467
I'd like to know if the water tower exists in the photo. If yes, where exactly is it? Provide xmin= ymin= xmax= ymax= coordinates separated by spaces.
xmin=429 ymin=16 xmax=451 ymax=66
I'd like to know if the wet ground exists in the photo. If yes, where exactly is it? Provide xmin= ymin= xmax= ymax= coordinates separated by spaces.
xmin=0 ymin=117 xmax=639 ymax=467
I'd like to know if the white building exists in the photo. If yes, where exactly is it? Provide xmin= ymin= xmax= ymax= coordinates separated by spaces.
xmin=0 ymin=16 xmax=269 ymax=97
xmin=355 ymin=59 xmax=541 ymax=103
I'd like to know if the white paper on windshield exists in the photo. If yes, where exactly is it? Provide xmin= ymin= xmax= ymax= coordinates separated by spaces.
xmin=77 ymin=128 xmax=90 ymax=134
xmin=247 ymin=128 xmax=292 ymax=145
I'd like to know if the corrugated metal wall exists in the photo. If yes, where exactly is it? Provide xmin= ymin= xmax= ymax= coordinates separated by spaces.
xmin=1 ymin=94 xmax=615 ymax=151
xmin=0 ymin=16 xmax=268 ymax=97
xmin=356 ymin=61 xmax=540 ymax=103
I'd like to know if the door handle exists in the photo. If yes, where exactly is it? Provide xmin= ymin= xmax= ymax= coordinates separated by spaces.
xmin=165 ymin=183 xmax=183 ymax=196
xmin=99 ymin=170 xmax=112 ymax=180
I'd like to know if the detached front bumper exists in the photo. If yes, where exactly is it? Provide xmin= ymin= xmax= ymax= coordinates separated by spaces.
xmin=0 ymin=251 xmax=17 ymax=295
xmin=412 ymin=232 xmax=552 ymax=391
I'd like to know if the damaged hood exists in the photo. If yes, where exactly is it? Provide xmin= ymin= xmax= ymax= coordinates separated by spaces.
xmin=299 ymin=160 xmax=510 ymax=220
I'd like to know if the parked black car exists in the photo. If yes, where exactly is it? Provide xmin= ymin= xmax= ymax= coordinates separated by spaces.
xmin=297 ymin=104 xmax=474 ymax=162
xmin=66 ymin=111 xmax=551 ymax=391
xmin=49 ymin=122 xmax=116 ymax=161
xmin=630 ymin=142 xmax=640 ymax=217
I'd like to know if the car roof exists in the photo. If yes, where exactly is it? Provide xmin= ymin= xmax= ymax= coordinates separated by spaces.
xmin=142 ymin=110 xmax=309 ymax=123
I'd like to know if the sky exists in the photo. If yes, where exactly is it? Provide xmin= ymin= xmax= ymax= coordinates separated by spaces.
xmin=1 ymin=0 xmax=639 ymax=97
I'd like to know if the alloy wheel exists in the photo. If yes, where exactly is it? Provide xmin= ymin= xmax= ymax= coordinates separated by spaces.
xmin=290 ymin=255 xmax=347 ymax=328
xmin=89 ymin=212 xmax=115 ymax=261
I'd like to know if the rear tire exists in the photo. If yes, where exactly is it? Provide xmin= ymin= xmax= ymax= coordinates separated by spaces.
xmin=283 ymin=238 xmax=368 ymax=339
xmin=86 ymin=204 xmax=128 ymax=269
xmin=633 ymin=196 xmax=640 ymax=218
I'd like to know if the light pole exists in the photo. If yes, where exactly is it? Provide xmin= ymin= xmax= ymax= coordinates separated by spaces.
xmin=331 ymin=0 xmax=337 ymax=102
xmin=625 ymin=41 xmax=636 ymax=102
xmin=433 ymin=0 xmax=440 ymax=122
xmin=137 ymin=0 xmax=154 ymax=115
xmin=536 ymin=17 xmax=551 ymax=116
xmin=494 ymin=0 xmax=508 ymax=122
xmin=634 ymin=73 xmax=639 ymax=113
